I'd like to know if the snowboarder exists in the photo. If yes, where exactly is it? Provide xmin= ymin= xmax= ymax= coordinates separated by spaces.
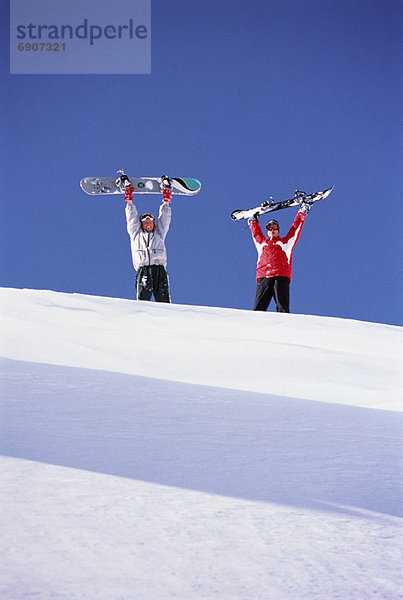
xmin=248 ymin=203 xmax=311 ymax=312
xmin=125 ymin=184 xmax=172 ymax=302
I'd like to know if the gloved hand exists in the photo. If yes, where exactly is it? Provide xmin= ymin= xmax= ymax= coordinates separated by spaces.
xmin=248 ymin=212 xmax=259 ymax=224
xmin=299 ymin=202 xmax=311 ymax=215
xmin=162 ymin=189 xmax=172 ymax=203
xmin=124 ymin=185 xmax=134 ymax=203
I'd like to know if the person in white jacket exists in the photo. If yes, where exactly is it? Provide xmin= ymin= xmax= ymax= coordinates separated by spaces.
xmin=125 ymin=196 xmax=171 ymax=301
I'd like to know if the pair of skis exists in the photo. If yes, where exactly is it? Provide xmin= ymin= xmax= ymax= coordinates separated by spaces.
xmin=230 ymin=186 xmax=334 ymax=221
xmin=80 ymin=171 xmax=333 ymax=219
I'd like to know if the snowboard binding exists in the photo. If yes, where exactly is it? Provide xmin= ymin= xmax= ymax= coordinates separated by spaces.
xmin=160 ymin=175 xmax=172 ymax=202
xmin=116 ymin=169 xmax=134 ymax=202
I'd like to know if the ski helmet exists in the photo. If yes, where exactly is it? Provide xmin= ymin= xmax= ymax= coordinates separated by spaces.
xmin=265 ymin=219 xmax=280 ymax=232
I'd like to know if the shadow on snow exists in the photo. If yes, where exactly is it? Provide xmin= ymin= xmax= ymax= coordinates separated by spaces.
xmin=1 ymin=357 xmax=401 ymax=518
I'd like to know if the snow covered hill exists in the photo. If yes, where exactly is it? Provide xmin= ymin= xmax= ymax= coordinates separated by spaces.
xmin=0 ymin=288 xmax=402 ymax=600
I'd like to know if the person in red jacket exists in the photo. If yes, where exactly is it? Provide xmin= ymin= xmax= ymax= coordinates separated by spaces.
xmin=248 ymin=203 xmax=311 ymax=312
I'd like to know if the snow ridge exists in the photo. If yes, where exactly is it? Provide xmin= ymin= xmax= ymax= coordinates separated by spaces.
xmin=1 ymin=287 xmax=401 ymax=410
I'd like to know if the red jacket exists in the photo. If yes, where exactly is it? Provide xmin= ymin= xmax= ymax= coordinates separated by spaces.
xmin=249 ymin=210 xmax=306 ymax=281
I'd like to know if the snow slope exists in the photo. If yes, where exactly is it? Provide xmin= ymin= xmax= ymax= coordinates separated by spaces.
xmin=0 ymin=288 xmax=402 ymax=600
xmin=1 ymin=288 xmax=400 ymax=409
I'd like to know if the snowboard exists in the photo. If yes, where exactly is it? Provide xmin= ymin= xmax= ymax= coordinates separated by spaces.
xmin=231 ymin=186 xmax=334 ymax=221
xmin=80 ymin=175 xmax=201 ymax=196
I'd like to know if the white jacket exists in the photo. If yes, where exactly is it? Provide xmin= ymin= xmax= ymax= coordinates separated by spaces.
xmin=125 ymin=202 xmax=171 ymax=271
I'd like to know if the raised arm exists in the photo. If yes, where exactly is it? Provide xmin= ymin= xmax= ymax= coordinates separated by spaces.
xmin=125 ymin=201 xmax=141 ymax=239
xmin=282 ymin=209 xmax=307 ymax=244
xmin=248 ymin=218 xmax=266 ymax=244
xmin=157 ymin=201 xmax=172 ymax=238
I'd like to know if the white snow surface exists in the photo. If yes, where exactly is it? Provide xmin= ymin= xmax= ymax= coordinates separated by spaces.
xmin=0 ymin=287 xmax=402 ymax=600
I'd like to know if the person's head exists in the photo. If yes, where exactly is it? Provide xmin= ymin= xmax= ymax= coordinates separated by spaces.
xmin=140 ymin=213 xmax=155 ymax=231
xmin=265 ymin=219 xmax=280 ymax=238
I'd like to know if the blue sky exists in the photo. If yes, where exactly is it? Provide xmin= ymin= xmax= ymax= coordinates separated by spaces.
xmin=1 ymin=0 xmax=402 ymax=325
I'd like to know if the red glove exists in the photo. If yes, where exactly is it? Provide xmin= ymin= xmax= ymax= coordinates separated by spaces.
xmin=162 ymin=187 xmax=172 ymax=203
xmin=124 ymin=185 xmax=134 ymax=203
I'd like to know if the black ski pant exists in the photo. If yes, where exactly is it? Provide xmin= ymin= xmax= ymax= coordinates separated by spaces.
xmin=253 ymin=276 xmax=290 ymax=313
xmin=135 ymin=265 xmax=170 ymax=302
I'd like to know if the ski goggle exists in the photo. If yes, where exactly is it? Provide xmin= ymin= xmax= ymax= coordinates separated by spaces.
xmin=266 ymin=225 xmax=279 ymax=231
xmin=140 ymin=214 xmax=155 ymax=222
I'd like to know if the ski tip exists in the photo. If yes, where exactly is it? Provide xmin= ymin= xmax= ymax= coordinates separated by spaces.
xmin=323 ymin=185 xmax=335 ymax=199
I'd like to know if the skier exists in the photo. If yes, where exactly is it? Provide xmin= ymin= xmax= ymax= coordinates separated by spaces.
xmin=248 ymin=203 xmax=311 ymax=312
xmin=125 ymin=181 xmax=172 ymax=302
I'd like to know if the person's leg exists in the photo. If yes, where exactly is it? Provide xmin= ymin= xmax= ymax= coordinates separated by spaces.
xmin=136 ymin=267 xmax=153 ymax=301
xmin=273 ymin=277 xmax=290 ymax=313
xmin=152 ymin=265 xmax=171 ymax=303
xmin=253 ymin=278 xmax=274 ymax=311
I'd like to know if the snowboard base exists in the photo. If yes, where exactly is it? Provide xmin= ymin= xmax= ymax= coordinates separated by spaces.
xmin=80 ymin=176 xmax=201 ymax=196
